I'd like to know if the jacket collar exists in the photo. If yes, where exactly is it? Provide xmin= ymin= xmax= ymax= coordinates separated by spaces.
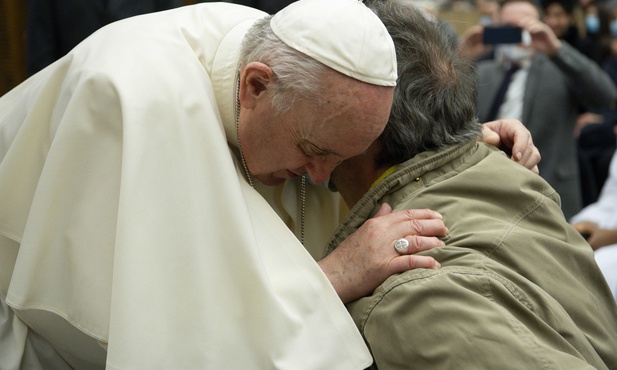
xmin=324 ymin=140 xmax=480 ymax=256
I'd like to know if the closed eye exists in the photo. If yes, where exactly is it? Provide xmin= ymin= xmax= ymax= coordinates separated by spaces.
xmin=298 ymin=139 xmax=337 ymax=158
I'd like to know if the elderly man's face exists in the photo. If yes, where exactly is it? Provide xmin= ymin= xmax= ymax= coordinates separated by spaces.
xmin=239 ymin=71 xmax=393 ymax=186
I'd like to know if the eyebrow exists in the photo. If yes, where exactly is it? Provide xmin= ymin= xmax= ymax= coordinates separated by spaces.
xmin=298 ymin=139 xmax=340 ymax=157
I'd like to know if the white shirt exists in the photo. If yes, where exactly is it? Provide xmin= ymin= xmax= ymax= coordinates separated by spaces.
xmin=497 ymin=60 xmax=531 ymax=121
xmin=571 ymin=150 xmax=617 ymax=301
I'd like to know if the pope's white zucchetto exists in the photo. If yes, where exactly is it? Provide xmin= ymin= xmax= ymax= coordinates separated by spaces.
xmin=270 ymin=0 xmax=398 ymax=87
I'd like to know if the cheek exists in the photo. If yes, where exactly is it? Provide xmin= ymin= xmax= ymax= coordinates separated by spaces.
xmin=287 ymin=156 xmax=311 ymax=172
xmin=259 ymin=145 xmax=307 ymax=172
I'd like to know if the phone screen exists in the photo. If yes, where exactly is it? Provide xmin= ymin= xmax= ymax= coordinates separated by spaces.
xmin=482 ymin=26 xmax=523 ymax=45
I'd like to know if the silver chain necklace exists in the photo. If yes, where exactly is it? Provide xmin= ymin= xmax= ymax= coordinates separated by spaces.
xmin=235 ymin=72 xmax=254 ymax=188
xmin=234 ymin=71 xmax=306 ymax=245
xmin=299 ymin=175 xmax=306 ymax=245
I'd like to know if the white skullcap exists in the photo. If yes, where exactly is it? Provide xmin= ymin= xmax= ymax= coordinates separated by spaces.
xmin=270 ymin=0 xmax=397 ymax=86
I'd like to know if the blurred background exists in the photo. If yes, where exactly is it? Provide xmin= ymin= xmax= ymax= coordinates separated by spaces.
xmin=0 ymin=0 xmax=211 ymax=95
xmin=1 ymin=0 xmax=27 ymax=96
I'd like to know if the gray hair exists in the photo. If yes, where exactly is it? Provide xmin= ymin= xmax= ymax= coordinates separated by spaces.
xmin=239 ymin=16 xmax=329 ymax=113
xmin=367 ymin=0 xmax=482 ymax=166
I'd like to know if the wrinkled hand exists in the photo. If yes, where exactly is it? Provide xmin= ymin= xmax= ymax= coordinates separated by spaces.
xmin=572 ymin=221 xmax=617 ymax=250
xmin=319 ymin=203 xmax=448 ymax=304
xmin=481 ymin=119 xmax=541 ymax=174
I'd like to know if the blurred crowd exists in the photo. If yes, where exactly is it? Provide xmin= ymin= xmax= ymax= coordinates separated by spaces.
xmin=447 ymin=0 xmax=617 ymax=209
xmin=441 ymin=0 xmax=617 ymax=297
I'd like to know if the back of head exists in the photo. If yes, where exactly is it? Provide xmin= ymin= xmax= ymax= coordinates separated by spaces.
xmin=368 ymin=0 xmax=481 ymax=166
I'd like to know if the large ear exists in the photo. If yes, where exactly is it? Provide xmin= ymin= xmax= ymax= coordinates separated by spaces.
xmin=239 ymin=62 xmax=276 ymax=109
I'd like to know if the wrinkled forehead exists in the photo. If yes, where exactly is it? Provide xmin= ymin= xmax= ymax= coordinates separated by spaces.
xmin=300 ymin=84 xmax=393 ymax=158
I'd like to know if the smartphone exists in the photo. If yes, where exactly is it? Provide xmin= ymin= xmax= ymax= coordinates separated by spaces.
xmin=482 ymin=25 xmax=523 ymax=45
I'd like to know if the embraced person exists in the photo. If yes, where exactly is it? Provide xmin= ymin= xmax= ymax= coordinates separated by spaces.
xmin=324 ymin=1 xmax=617 ymax=368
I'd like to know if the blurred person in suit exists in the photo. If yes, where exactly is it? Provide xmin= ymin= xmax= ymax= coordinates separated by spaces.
xmin=472 ymin=0 xmax=617 ymax=219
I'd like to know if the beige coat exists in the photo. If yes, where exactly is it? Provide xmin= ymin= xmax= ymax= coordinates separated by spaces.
xmin=326 ymin=141 xmax=617 ymax=369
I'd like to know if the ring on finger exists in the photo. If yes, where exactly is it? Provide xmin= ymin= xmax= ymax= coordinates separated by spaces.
xmin=394 ymin=238 xmax=409 ymax=254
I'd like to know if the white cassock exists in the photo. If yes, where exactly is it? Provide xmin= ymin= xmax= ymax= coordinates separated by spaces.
xmin=0 ymin=3 xmax=373 ymax=369
xmin=256 ymin=180 xmax=348 ymax=260
xmin=571 ymin=150 xmax=617 ymax=301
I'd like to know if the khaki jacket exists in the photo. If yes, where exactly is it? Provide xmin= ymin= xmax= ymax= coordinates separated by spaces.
xmin=326 ymin=141 xmax=617 ymax=369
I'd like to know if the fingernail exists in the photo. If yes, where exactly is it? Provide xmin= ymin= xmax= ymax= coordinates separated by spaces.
xmin=516 ymin=152 xmax=523 ymax=160
xmin=445 ymin=227 xmax=450 ymax=235
xmin=434 ymin=261 xmax=442 ymax=269
xmin=434 ymin=212 xmax=443 ymax=219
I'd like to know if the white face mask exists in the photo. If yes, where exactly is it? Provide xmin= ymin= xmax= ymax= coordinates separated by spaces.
xmin=496 ymin=44 xmax=534 ymax=63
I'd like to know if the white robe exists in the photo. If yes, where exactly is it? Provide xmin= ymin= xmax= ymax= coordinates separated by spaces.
xmin=256 ymin=180 xmax=349 ymax=260
xmin=571 ymin=150 xmax=617 ymax=301
xmin=0 ymin=4 xmax=372 ymax=369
